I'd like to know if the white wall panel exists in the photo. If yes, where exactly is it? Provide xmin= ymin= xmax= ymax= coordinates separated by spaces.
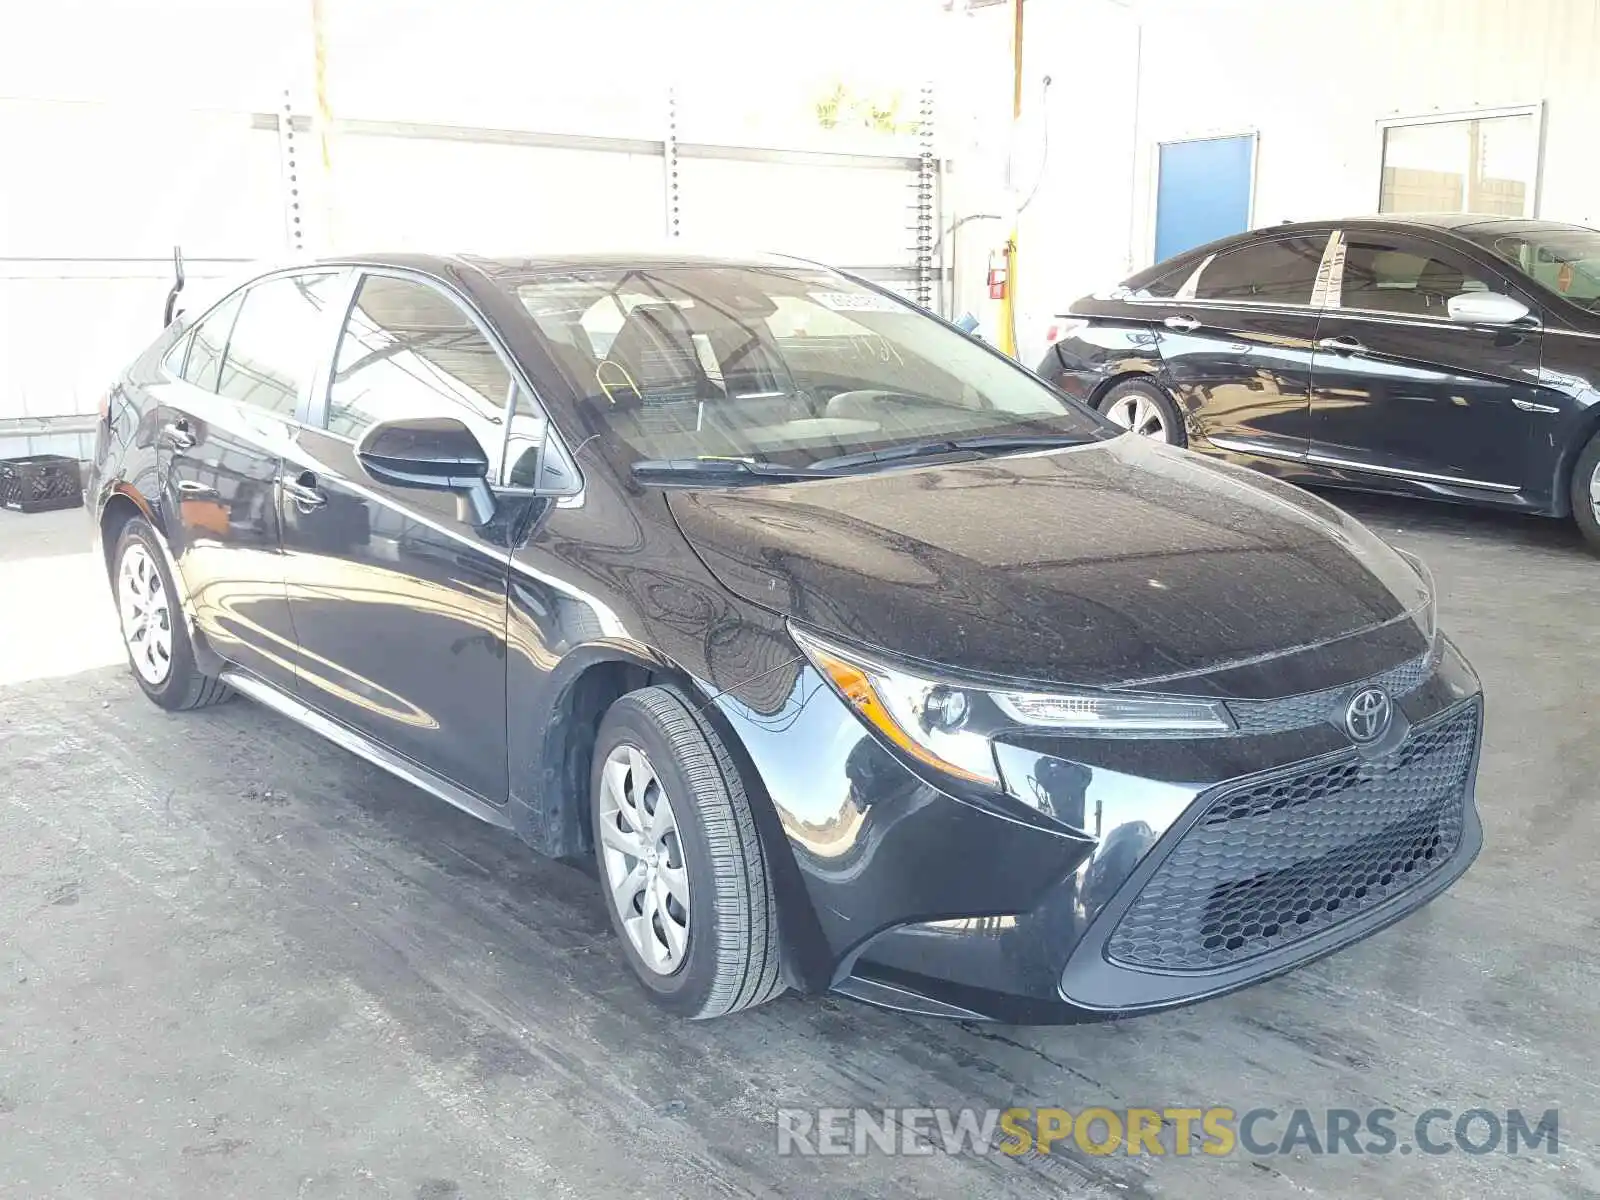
xmin=989 ymin=0 xmax=1600 ymax=354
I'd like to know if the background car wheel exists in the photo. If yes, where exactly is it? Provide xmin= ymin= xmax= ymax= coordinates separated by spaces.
xmin=1097 ymin=378 xmax=1185 ymax=446
xmin=590 ymin=685 xmax=784 ymax=1019
xmin=1571 ymin=429 xmax=1600 ymax=555
xmin=112 ymin=518 xmax=232 ymax=711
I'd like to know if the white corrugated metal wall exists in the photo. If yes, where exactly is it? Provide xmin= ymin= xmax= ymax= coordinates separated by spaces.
xmin=0 ymin=0 xmax=946 ymax=460
xmin=978 ymin=0 xmax=1600 ymax=360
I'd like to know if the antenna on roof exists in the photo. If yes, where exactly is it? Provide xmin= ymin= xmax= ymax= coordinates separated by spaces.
xmin=162 ymin=244 xmax=186 ymax=328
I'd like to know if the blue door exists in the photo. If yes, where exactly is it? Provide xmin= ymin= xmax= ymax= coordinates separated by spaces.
xmin=1154 ymin=135 xmax=1255 ymax=262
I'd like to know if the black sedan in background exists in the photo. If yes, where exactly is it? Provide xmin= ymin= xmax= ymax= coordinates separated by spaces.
xmin=1038 ymin=215 xmax=1600 ymax=552
xmin=91 ymin=251 xmax=1482 ymax=1023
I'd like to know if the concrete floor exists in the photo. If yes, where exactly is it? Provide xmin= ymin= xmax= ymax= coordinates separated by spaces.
xmin=1 ymin=495 xmax=1597 ymax=1199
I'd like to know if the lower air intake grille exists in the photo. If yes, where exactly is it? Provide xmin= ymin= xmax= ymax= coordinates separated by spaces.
xmin=1106 ymin=701 xmax=1479 ymax=972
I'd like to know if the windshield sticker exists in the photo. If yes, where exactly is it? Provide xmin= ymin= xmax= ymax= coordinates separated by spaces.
xmin=809 ymin=291 xmax=903 ymax=313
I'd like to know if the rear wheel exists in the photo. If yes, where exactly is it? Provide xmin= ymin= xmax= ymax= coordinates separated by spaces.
xmin=590 ymin=685 xmax=784 ymax=1018
xmin=1097 ymin=378 xmax=1185 ymax=446
xmin=112 ymin=519 xmax=231 ymax=710
xmin=1571 ymin=429 xmax=1600 ymax=555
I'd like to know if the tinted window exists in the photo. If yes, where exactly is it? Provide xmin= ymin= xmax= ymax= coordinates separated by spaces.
xmin=1128 ymin=260 xmax=1199 ymax=299
xmin=180 ymin=294 xmax=243 ymax=392
xmin=326 ymin=275 xmax=514 ymax=472
xmin=1462 ymin=224 xmax=1600 ymax=311
xmin=1338 ymin=238 xmax=1490 ymax=316
xmin=512 ymin=267 xmax=1104 ymax=469
xmin=1191 ymin=237 xmax=1327 ymax=303
xmin=217 ymin=273 xmax=341 ymax=414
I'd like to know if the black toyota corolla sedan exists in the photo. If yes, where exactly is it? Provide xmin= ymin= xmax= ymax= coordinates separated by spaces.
xmin=1037 ymin=214 xmax=1600 ymax=552
xmin=89 ymin=250 xmax=1483 ymax=1023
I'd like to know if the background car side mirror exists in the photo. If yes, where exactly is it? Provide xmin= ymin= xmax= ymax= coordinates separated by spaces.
xmin=1447 ymin=291 xmax=1532 ymax=326
xmin=356 ymin=416 xmax=496 ymax=526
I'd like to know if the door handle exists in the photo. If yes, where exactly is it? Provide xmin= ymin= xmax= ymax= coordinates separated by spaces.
xmin=1163 ymin=315 xmax=1201 ymax=332
xmin=161 ymin=419 xmax=196 ymax=450
xmin=281 ymin=472 xmax=328 ymax=512
xmin=1316 ymin=335 xmax=1367 ymax=355
xmin=176 ymin=480 xmax=218 ymax=500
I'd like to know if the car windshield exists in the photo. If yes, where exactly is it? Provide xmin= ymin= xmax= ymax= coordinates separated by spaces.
xmin=1465 ymin=225 xmax=1600 ymax=311
xmin=511 ymin=266 xmax=1107 ymax=471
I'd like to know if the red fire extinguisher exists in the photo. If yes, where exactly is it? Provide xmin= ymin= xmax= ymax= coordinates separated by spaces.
xmin=987 ymin=249 xmax=1008 ymax=301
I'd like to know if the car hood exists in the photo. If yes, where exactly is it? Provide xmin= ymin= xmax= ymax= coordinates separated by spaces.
xmin=666 ymin=435 xmax=1433 ymax=695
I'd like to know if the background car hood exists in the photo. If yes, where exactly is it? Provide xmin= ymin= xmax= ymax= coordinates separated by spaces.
xmin=666 ymin=436 xmax=1433 ymax=695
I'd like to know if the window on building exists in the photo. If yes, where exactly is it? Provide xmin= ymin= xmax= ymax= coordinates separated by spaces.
xmin=1189 ymin=236 xmax=1328 ymax=304
xmin=217 ymin=273 xmax=342 ymax=415
xmin=1379 ymin=111 xmax=1538 ymax=217
xmin=1338 ymin=237 xmax=1491 ymax=317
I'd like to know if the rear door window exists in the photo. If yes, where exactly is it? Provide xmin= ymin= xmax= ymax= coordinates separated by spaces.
xmin=216 ymin=272 xmax=343 ymax=416
xmin=1190 ymin=236 xmax=1330 ymax=304
xmin=179 ymin=293 xmax=244 ymax=392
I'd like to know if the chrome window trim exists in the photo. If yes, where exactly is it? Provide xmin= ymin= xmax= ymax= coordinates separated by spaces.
xmin=1310 ymin=230 xmax=1345 ymax=308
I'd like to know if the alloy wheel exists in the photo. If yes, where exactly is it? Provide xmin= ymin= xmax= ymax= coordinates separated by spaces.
xmin=597 ymin=744 xmax=691 ymax=975
xmin=1590 ymin=462 xmax=1600 ymax=525
xmin=1105 ymin=392 xmax=1171 ymax=441
xmin=117 ymin=543 xmax=173 ymax=686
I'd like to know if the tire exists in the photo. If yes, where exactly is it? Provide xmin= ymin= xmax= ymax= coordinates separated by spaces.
xmin=589 ymin=685 xmax=784 ymax=1018
xmin=111 ymin=518 xmax=232 ymax=711
xmin=1096 ymin=378 xmax=1186 ymax=446
xmin=1572 ymin=429 xmax=1600 ymax=555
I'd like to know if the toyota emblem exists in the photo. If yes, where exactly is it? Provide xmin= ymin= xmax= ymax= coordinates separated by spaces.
xmin=1344 ymin=687 xmax=1392 ymax=744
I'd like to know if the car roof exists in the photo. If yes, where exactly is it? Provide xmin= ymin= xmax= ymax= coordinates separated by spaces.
xmin=1215 ymin=213 xmax=1594 ymax=244
xmin=312 ymin=248 xmax=819 ymax=280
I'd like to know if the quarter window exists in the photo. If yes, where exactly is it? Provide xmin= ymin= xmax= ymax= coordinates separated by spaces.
xmin=326 ymin=275 xmax=515 ymax=477
xmin=1337 ymin=238 xmax=1490 ymax=317
xmin=217 ymin=273 xmax=342 ymax=415
xmin=1190 ymin=237 xmax=1328 ymax=304
xmin=179 ymin=293 xmax=243 ymax=392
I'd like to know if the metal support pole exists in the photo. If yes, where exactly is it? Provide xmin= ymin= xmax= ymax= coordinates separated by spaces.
xmin=310 ymin=0 xmax=334 ymax=249
xmin=911 ymin=85 xmax=937 ymax=308
xmin=276 ymin=89 xmax=305 ymax=252
xmin=998 ymin=0 xmax=1024 ymax=357
xmin=664 ymin=86 xmax=681 ymax=239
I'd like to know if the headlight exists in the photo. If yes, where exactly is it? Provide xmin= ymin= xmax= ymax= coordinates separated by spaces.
xmin=1391 ymin=546 xmax=1439 ymax=645
xmin=791 ymin=628 xmax=1236 ymax=789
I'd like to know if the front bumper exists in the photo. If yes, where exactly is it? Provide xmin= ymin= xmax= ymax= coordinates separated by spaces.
xmin=712 ymin=632 xmax=1484 ymax=1024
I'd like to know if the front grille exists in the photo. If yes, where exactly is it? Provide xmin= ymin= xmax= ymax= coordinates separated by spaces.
xmin=1106 ymin=701 xmax=1478 ymax=972
xmin=1226 ymin=651 xmax=1434 ymax=734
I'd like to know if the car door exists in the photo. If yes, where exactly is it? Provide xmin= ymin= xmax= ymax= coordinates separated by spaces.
xmin=1154 ymin=231 xmax=1334 ymax=461
xmin=277 ymin=270 xmax=515 ymax=803
xmin=160 ymin=272 xmax=343 ymax=691
xmin=1309 ymin=230 xmax=1549 ymax=490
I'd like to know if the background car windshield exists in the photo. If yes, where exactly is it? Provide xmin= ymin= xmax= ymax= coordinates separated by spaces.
xmin=513 ymin=267 xmax=1105 ymax=467
xmin=1468 ymin=226 xmax=1600 ymax=310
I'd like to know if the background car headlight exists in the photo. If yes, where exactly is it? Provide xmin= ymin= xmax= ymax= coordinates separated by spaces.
xmin=792 ymin=628 xmax=1238 ymax=789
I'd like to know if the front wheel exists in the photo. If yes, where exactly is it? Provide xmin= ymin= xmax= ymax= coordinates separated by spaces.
xmin=590 ymin=686 xmax=784 ymax=1018
xmin=1096 ymin=378 xmax=1186 ymax=446
xmin=1571 ymin=429 xmax=1600 ymax=555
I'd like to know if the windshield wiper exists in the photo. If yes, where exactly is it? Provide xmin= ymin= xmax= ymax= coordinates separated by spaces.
xmin=809 ymin=432 xmax=1087 ymax=473
xmin=630 ymin=457 xmax=825 ymax=486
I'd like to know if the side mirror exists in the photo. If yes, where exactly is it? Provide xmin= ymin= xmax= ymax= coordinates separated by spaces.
xmin=1447 ymin=291 xmax=1532 ymax=326
xmin=356 ymin=417 xmax=496 ymax=525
